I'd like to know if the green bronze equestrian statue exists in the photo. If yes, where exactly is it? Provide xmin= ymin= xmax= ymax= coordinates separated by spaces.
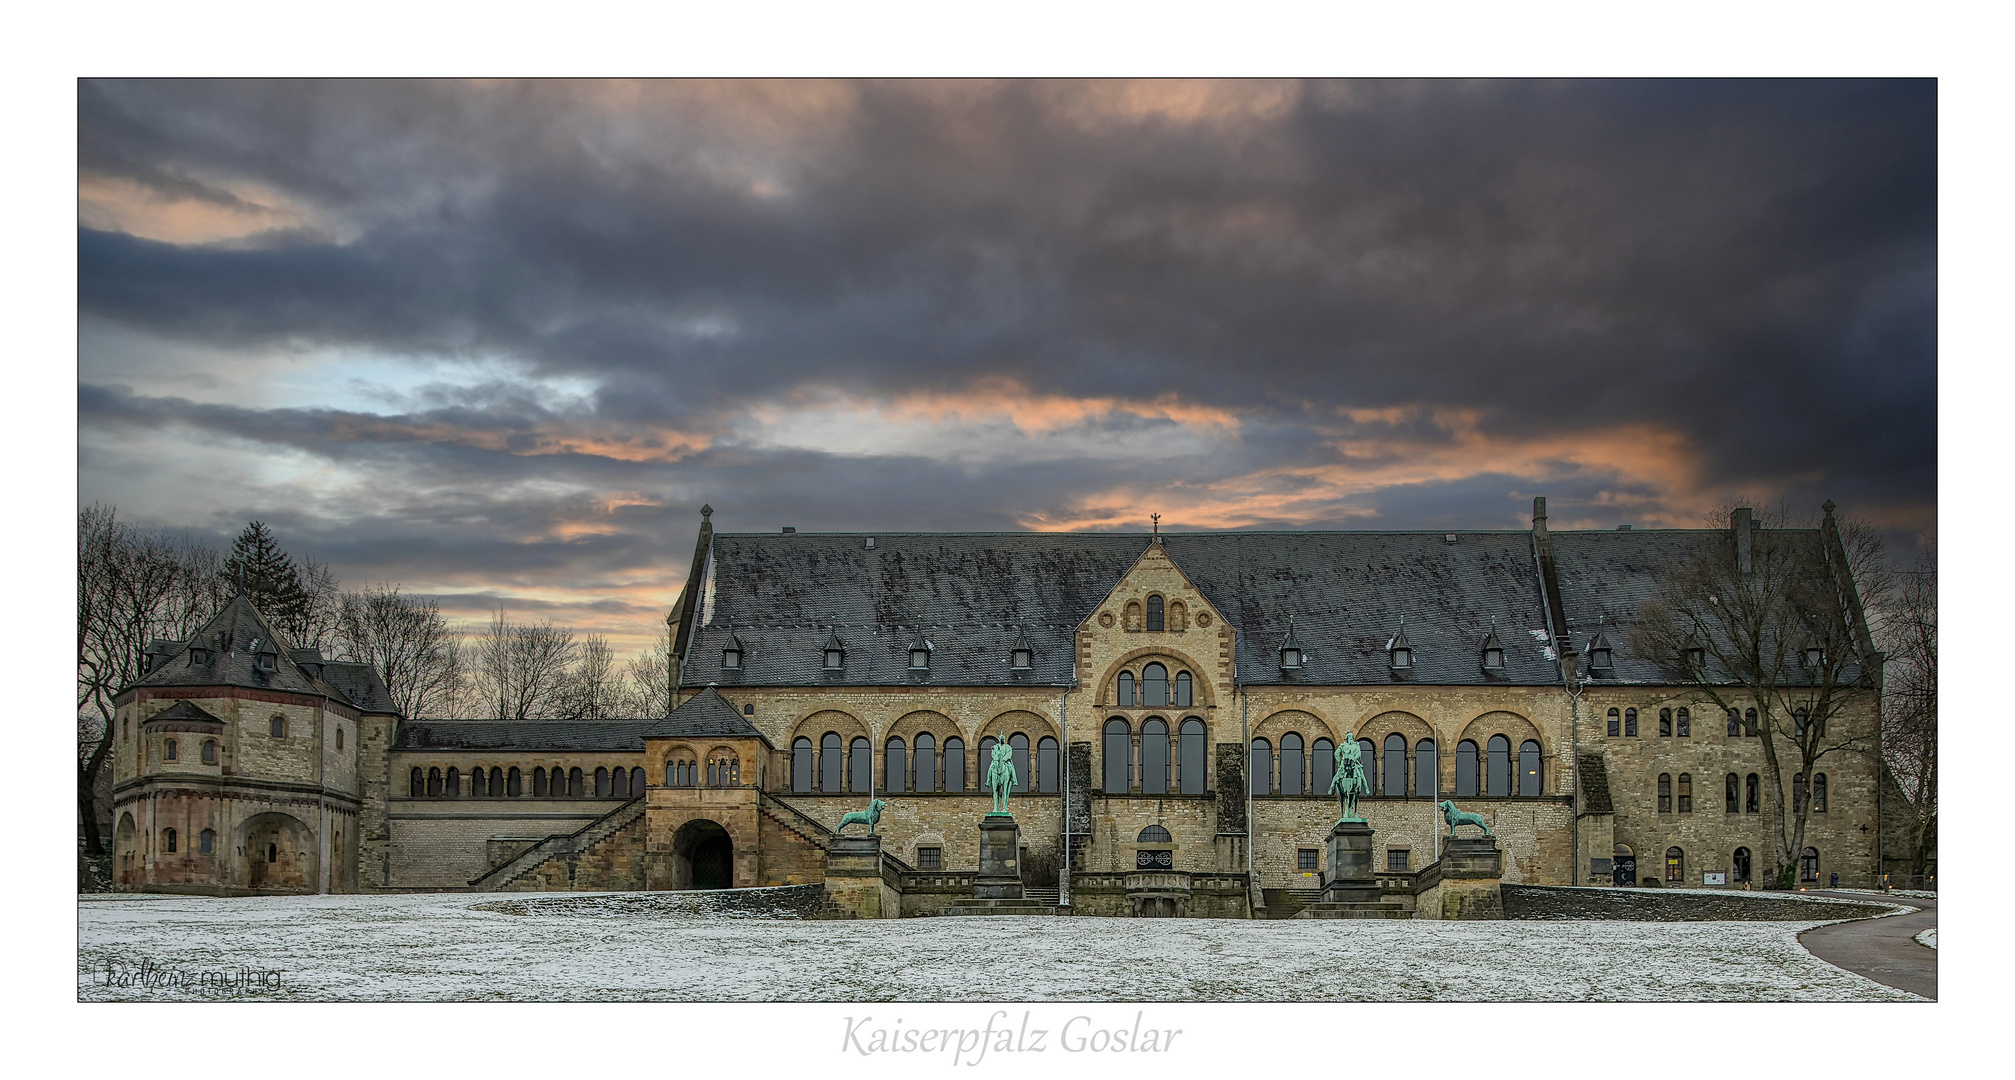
xmin=1328 ymin=732 xmax=1370 ymax=824
xmin=984 ymin=741 xmax=1018 ymax=815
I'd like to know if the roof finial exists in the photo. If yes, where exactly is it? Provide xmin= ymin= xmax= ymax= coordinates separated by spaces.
xmin=1151 ymin=512 xmax=1161 ymax=541
xmin=700 ymin=503 xmax=713 ymax=521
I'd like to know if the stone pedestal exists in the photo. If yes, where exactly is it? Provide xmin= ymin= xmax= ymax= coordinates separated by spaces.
xmin=973 ymin=814 xmax=1024 ymax=900
xmin=823 ymin=835 xmax=896 ymax=919
xmin=1321 ymin=820 xmax=1378 ymax=904
xmin=1422 ymin=834 xmax=1505 ymax=920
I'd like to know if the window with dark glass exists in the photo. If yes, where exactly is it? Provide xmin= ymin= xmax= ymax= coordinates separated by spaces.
xmin=508 ymin=767 xmax=523 ymax=797
xmin=1298 ymin=848 xmax=1319 ymax=871
xmin=446 ymin=767 xmax=461 ymax=797
xmin=1745 ymin=772 xmax=1759 ymax=813
xmin=1383 ymin=734 xmax=1407 ymax=798
xmin=1143 ymin=663 xmax=1169 ymax=707
xmin=1677 ymin=773 xmax=1692 ymax=813
xmin=411 ymin=767 xmax=425 ymax=797
xmin=792 ymin=737 xmax=814 ymax=792
xmin=1518 ymin=740 xmax=1542 ymax=797
xmin=944 ymin=738 xmax=966 ymax=792
xmin=271 ymin=716 xmax=285 ymax=738
xmin=493 ymin=766 xmax=508 ymax=797
xmin=1676 ymin=708 xmax=1690 ymax=737
xmin=1181 ymin=719 xmax=1208 ymax=795
xmin=1009 ymin=733 xmax=1031 ymax=793
xmin=611 ymin=766 xmax=629 ymax=798
xmin=1103 ymin=720 xmax=1131 ymax=792
xmin=915 ymin=733 xmax=937 ymax=793
xmin=427 ymin=766 xmax=442 ymax=797
xmin=1311 ymin=737 xmax=1335 ymax=795
xmin=1456 ymin=740 xmax=1479 ymax=797
xmin=1138 ymin=825 xmax=1172 ymax=843
xmin=849 ymin=737 xmax=871 ymax=793
xmin=1665 ymin=847 xmax=1684 ymax=883
xmin=1800 ymin=847 xmax=1819 ymax=882
xmin=595 ymin=767 xmax=610 ymax=797
xmin=199 ymin=828 xmax=215 ymax=855
xmin=1623 ymin=708 xmax=1638 ymax=737
xmin=164 ymin=828 xmax=177 ymax=853
xmin=1147 ymin=595 xmax=1165 ymax=632
xmin=1727 ymin=709 xmax=1741 ymax=736
xmin=1607 ymin=707 xmax=1620 ymax=737
xmin=1037 ymin=736 xmax=1058 ymax=793
xmin=1793 ymin=773 xmax=1807 ymax=813
xmin=1659 ymin=708 xmax=1672 ymax=737
xmin=201 ymin=740 xmax=217 ymax=764
xmin=1174 ymin=671 xmax=1192 ymax=707
xmin=1725 ymin=773 xmax=1739 ymax=813
xmin=1141 ymin=720 xmax=1170 ymax=795
xmin=568 ymin=767 xmax=583 ymax=798
xmin=164 ymin=738 xmax=177 ymax=761
xmin=1732 ymin=847 xmax=1751 ymax=882
xmin=1270 ymin=733 xmax=1298 ymax=796
xmin=821 ymin=733 xmax=843 ymax=792
xmin=1387 ymin=850 xmax=1410 ymax=872
xmin=1249 ymin=738 xmax=1272 ymax=796
xmin=1658 ymin=773 xmax=1673 ymax=813
xmin=1486 ymin=735 xmax=1511 ymax=796
xmin=918 ymin=847 xmax=943 ymax=871
xmin=1744 ymin=708 xmax=1758 ymax=736
xmin=1415 ymin=739 xmax=1439 ymax=798
xmin=886 ymin=737 xmax=908 ymax=793
xmin=1813 ymin=773 xmax=1828 ymax=812
xmin=1117 ymin=672 xmax=1135 ymax=707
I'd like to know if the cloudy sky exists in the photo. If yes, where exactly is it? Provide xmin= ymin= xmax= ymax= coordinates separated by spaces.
xmin=77 ymin=79 xmax=1936 ymax=659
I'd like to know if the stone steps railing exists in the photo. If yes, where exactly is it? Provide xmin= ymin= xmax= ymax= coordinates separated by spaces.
xmin=466 ymin=796 xmax=645 ymax=889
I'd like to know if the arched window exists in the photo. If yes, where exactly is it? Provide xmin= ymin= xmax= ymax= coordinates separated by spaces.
xmin=1143 ymin=663 xmax=1169 ymax=707
xmin=491 ymin=766 xmax=505 ymax=797
xmin=821 ymin=733 xmax=843 ymax=792
xmin=427 ymin=766 xmax=442 ymax=797
xmin=1800 ymin=847 xmax=1819 ymax=882
xmin=667 ymin=760 xmax=678 ymax=787
xmin=1518 ymin=741 xmax=1542 ymax=797
xmin=1249 ymin=738 xmax=1272 ymax=796
xmin=1607 ymin=707 xmax=1620 ymax=737
xmin=1456 ymin=740 xmax=1479 ymax=797
xmin=1744 ymin=708 xmax=1758 ymax=736
xmin=1117 ymin=672 xmax=1135 ymax=707
xmin=568 ymin=767 xmax=584 ymax=798
xmin=1676 ymin=707 xmax=1690 ymax=737
xmin=1813 ymin=773 xmax=1828 ymax=812
xmin=885 ymin=737 xmax=907 ymax=793
xmin=595 ymin=767 xmax=611 ymax=797
xmin=1677 ymin=773 xmax=1692 ymax=814
xmin=1659 ymin=708 xmax=1672 ymax=737
xmin=914 ymin=733 xmax=937 ymax=793
xmin=445 ymin=767 xmax=460 ymax=798
xmin=1147 ymin=595 xmax=1165 ymax=632
xmin=201 ymin=739 xmax=217 ymax=764
xmin=1745 ymin=772 xmax=1759 ymax=813
xmin=199 ymin=828 xmax=215 ymax=855
xmin=267 ymin=842 xmax=278 ymax=863
xmin=632 ymin=767 xmax=645 ymax=794
xmin=1415 ymin=739 xmax=1439 ymax=798
xmin=1733 ymin=847 xmax=1752 ymax=883
xmin=1009 ymin=733 xmax=1031 ymax=793
xmin=164 ymin=738 xmax=178 ymax=761
xmin=1658 ymin=773 xmax=1673 ymax=813
xmin=1311 ymin=737 xmax=1335 ymax=795
xmin=1103 ymin=720 xmax=1131 ymax=792
xmin=534 ymin=767 xmax=549 ymax=797
xmin=1725 ymin=773 xmax=1739 ymax=813
xmin=792 ymin=738 xmax=814 ymax=792
xmin=1037 ymin=736 xmax=1059 ymax=793
xmin=1174 ymin=672 xmax=1192 ymax=707
xmin=164 ymin=828 xmax=177 ymax=853
xmin=611 ymin=766 xmax=628 ymax=798
xmin=411 ymin=767 xmax=425 ymax=797
xmin=1793 ymin=773 xmax=1807 ymax=813
xmin=1383 ymin=734 xmax=1406 ymax=798
xmin=1623 ymin=708 xmax=1638 ymax=737
xmin=1665 ymin=847 xmax=1684 ymax=883
xmin=1141 ymin=720 xmax=1170 ymax=795
xmin=849 ymin=737 xmax=872 ymax=793
xmin=944 ymin=737 xmax=966 ymax=793
xmin=1358 ymin=738 xmax=1376 ymax=792
xmin=1139 ymin=825 xmax=1172 ymax=843
xmin=270 ymin=716 xmax=285 ymax=738
xmin=1181 ymin=719 xmax=1209 ymax=794
xmin=1279 ymin=733 xmax=1304 ymax=797
xmin=336 ymin=728 xmax=343 ymax=750
xmin=1486 ymin=735 xmax=1511 ymax=796
xmin=507 ymin=767 xmax=522 ymax=797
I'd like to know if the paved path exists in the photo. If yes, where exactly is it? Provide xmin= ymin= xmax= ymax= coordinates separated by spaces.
xmin=1798 ymin=891 xmax=1937 ymax=1000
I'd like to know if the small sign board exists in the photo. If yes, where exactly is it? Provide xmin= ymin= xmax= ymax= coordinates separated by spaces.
xmin=1590 ymin=857 xmax=1612 ymax=875
xmin=1702 ymin=872 xmax=1727 ymax=885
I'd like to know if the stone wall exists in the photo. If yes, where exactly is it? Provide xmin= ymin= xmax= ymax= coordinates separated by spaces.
xmin=1500 ymin=884 xmax=1889 ymax=921
xmin=388 ymin=798 xmax=628 ymax=887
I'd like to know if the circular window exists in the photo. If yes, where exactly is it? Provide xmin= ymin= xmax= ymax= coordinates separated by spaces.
xmin=1098 ymin=612 xmax=1116 ymax=628
xmin=1195 ymin=612 xmax=1211 ymax=626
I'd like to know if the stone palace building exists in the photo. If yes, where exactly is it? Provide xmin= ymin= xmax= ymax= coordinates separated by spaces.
xmin=108 ymin=498 xmax=1885 ymax=915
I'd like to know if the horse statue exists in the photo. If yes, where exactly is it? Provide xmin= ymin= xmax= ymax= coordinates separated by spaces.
xmin=1328 ymin=732 xmax=1370 ymax=824
xmin=837 ymin=798 xmax=887 ymax=835
xmin=1439 ymin=800 xmax=1492 ymax=838
xmin=984 ymin=741 xmax=1018 ymax=815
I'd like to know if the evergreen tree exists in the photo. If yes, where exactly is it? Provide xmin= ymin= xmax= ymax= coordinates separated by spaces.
xmin=224 ymin=521 xmax=310 ymax=641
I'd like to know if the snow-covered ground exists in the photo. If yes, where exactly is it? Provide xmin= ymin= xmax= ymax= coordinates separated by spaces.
xmin=1915 ymin=928 xmax=1937 ymax=949
xmin=1831 ymin=888 xmax=1938 ymax=899
xmin=77 ymin=891 xmax=1922 ymax=1003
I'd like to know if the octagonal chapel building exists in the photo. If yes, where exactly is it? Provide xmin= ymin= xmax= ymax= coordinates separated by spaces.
xmin=110 ymin=498 xmax=1885 ymax=913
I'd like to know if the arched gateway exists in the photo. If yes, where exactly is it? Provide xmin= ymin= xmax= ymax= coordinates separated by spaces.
xmin=672 ymin=819 xmax=735 ymax=890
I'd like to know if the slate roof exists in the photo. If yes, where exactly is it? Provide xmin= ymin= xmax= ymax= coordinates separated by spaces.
xmin=390 ymin=689 xmax=768 ymax=751
xmin=683 ymin=530 xmax=1564 ymax=687
xmin=125 ymin=592 xmax=400 ymax=714
xmin=142 ymin=700 xmax=225 ymax=725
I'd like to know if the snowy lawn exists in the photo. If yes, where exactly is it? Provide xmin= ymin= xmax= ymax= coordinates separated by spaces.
xmin=1915 ymin=928 xmax=1937 ymax=949
xmin=77 ymin=891 xmax=1921 ymax=1003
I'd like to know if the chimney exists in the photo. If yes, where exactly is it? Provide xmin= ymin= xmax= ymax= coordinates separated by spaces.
xmin=1732 ymin=507 xmax=1753 ymax=575
xmin=1532 ymin=496 xmax=1548 ymax=537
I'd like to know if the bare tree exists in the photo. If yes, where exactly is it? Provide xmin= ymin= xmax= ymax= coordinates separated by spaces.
xmin=1633 ymin=502 xmax=1882 ymax=888
xmin=1882 ymin=545 xmax=1936 ymax=885
xmin=471 ymin=609 xmax=578 ymax=720
xmin=623 ymin=637 xmax=675 ymax=719
xmin=560 ymin=633 xmax=623 ymax=719
xmin=77 ymin=505 xmax=227 ymax=855
xmin=335 ymin=583 xmax=465 ymax=719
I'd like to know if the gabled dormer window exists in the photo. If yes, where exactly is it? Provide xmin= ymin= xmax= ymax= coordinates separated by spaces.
xmin=722 ymin=647 xmax=742 ymax=669
xmin=1281 ymin=647 xmax=1302 ymax=669
xmin=1012 ymin=648 xmax=1031 ymax=669
xmin=1010 ymin=624 xmax=1033 ymax=670
xmin=1280 ymin=618 xmax=1303 ymax=670
xmin=1685 ymin=646 xmax=1704 ymax=671
xmin=1387 ymin=617 xmax=1412 ymax=671
xmin=1803 ymin=646 xmax=1823 ymax=669
xmin=1480 ymin=620 xmax=1504 ymax=671
xmin=1587 ymin=628 xmax=1613 ymax=672
xmin=910 ymin=649 xmax=930 ymax=669
xmin=1390 ymin=645 xmax=1411 ymax=669
xmin=822 ymin=628 xmax=846 ymax=670
xmin=258 ymin=650 xmax=278 ymax=672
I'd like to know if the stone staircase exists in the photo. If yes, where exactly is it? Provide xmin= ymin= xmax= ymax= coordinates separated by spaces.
xmin=1261 ymin=887 xmax=1324 ymax=919
xmin=468 ymin=796 xmax=644 ymax=890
